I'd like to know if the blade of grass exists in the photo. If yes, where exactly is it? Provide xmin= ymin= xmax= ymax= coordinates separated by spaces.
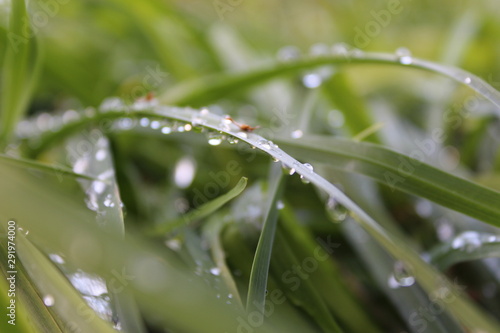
xmin=246 ymin=163 xmax=285 ymax=312
xmin=276 ymin=135 xmax=500 ymax=228
xmin=148 ymin=177 xmax=248 ymax=235
xmin=159 ymin=52 xmax=500 ymax=113
xmin=0 ymin=0 xmax=41 ymax=148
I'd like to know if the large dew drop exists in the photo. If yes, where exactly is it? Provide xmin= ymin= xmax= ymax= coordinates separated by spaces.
xmin=207 ymin=133 xmax=224 ymax=146
xmin=388 ymin=261 xmax=415 ymax=289
xmin=326 ymin=197 xmax=348 ymax=222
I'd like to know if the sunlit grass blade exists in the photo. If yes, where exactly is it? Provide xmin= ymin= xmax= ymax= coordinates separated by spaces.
xmin=276 ymin=135 xmax=500 ymax=227
xmin=0 ymin=0 xmax=41 ymax=148
xmin=246 ymin=164 xmax=285 ymax=313
xmin=148 ymin=177 xmax=247 ymax=235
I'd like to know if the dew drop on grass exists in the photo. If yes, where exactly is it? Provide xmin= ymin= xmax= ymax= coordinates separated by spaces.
xmin=309 ymin=43 xmax=329 ymax=57
xmin=464 ymin=77 xmax=472 ymax=84
xmin=220 ymin=117 xmax=232 ymax=131
xmin=95 ymin=149 xmax=107 ymax=161
xmin=161 ymin=127 xmax=172 ymax=134
xmin=272 ymin=157 xmax=280 ymax=162
xmin=43 ymin=295 xmax=55 ymax=307
xmin=191 ymin=115 xmax=205 ymax=127
xmin=49 ymin=253 xmax=65 ymax=264
xmin=208 ymin=133 xmax=223 ymax=146
xmin=103 ymin=194 xmax=115 ymax=207
xmin=415 ymin=199 xmax=433 ymax=218
xmin=227 ymin=136 xmax=239 ymax=144
xmin=388 ymin=261 xmax=415 ymax=289
xmin=396 ymin=47 xmax=412 ymax=65
xmin=276 ymin=200 xmax=285 ymax=210
xmin=326 ymin=197 xmax=348 ymax=222
xmin=451 ymin=231 xmax=483 ymax=253
xmin=282 ymin=162 xmax=296 ymax=175
xmin=277 ymin=45 xmax=301 ymax=62
xmin=184 ymin=124 xmax=192 ymax=131
xmin=291 ymin=129 xmax=303 ymax=139
xmin=258 ymin=139 xmax=272 ymax=150
xmin=210 ymin=267 xmax=221 ymax=276
xmin=228 ymin=293 xmax=233 ymax=299
xmin=331 ymin=43 xmax=349 ymax=56
xmin=302 ymin=73 xmax=322 ymax=88
xmin=165 ymin=239 xmax=182 ymax=251
xmin=140 ymin=118 xmax=150 ymax=127
xmin=150 ymin=120 xmax=161 ymax=130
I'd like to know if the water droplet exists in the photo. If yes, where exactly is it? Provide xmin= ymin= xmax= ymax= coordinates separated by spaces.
xmin=331 ymin=43 xmax=350 ymax=56
xmin=396 ymin=47 xmax=413 ymax=65
xmin=62 ymin=110 xmax=80 ymax=124
xmin=282 ymin=163 xmax=296 ymax=175
xmin=200 ymin=108 xmax=210 ymax=116
xmin=415 ymin=199 xmax=433 ymax=218
xmin=309 ymin=43 xmax=329 ymax=57
xmin=150 ymin=120 xmax=161 ymax=130
xmin=103 ymin=194 xmax=115 ymax=208
xmin=165 ymin=239 xmax=182 ymax=251
xmin=184 ymin=124 xmax=192 ymax=131
xmin=228 ymin=293 xmax=233 ymax=299
xmin=328 ymin=110 xmax=345 ymax=128
xmin=91 ymin=181 xmax=106 ymax=194
xmin=451 ymin=231 xmax=482 ymax=253
xmin=272 ymin=157 xmax=280 ymax=162
xmin=303 ymin=163 xmax=314 ymax=172
xmin=291 ymin=129 xmax=303 ymax=139
xmin=208 ymin=133 xmax=223 ymax=146
xmin=43 ymin=295 xmax=55 ymax=306
xmin=300 ymin=163 xmax=314 ymax=182
xmin=49 ymin=253 xmax=65 ymax=264
xmin=210 ymin=267 xmax=221 ymax=276
xmin=464 ymin=77 xmax=472 ymax=84
xmin=220 ymin=117 xmax=232 ymax=131
xmin=177 ymin=124 xmax=185 ymax=132
xmin=174 ymin=157 xmax=196 ymax=189
xmin=237 ymin=132 xmax=248 ymax=139
xmin=161 ymin=126 xmax=172 ymax=134
xmin=227 ymin=136 xmax=239 ymax=144
xmin=95 ymin=149 xmax=107 ymax=162
xmin=140 ymin=118 xmax=150 ymax=127
xmin=276 ymin=200 xmax=285 ymax=210
xmin=302 ymin=73 xmax=322 ymax=88
xmin=388 ymin=261 xmax=415 ymax=289
xmin=326 ymin=197 xmax=348 ymax=222
xmin=277 ymin=46 xmax=301 ymax=62
xmin=258 ymin=139 xmax=272 ymax=150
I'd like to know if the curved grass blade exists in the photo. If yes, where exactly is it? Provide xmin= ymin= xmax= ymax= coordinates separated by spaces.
xmin=276 ymin=135 xmax=500 ymax=228
xmin=429 ymin=232 xmax=500 ymax=270
xmin=159 ymin=52 xmax=500 ymax=113
xmin=246 ymin=164 xmax=285 ymax=313
xmin=148 ymin=177 xmax=248 ymax=235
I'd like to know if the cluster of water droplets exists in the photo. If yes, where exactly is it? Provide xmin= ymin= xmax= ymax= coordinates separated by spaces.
xmin=450 ymin=231 xmax=500 ymax=253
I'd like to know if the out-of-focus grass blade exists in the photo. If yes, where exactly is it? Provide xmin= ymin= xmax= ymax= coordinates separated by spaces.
xmin=203 ymin=216 xmax=243 ymax=308
xmin=0 ymin=241 xmax=52 ymax=333
xmin=160 ymin=52 xmax=500 ymax=112
xmin=0 ymin=0 xmax=41 ymax=148
xmin=429 ymin=232 xmax=500 ymax=270
xmin=0 ymin=154 xmax=95 ymax=181
xmin=246 ymin=164 xmax=285 ymax=313
xmin=149 ymin=177 xmax=247 ymax=235
xmin=271 ymin=230 xmax=343 ymax=333
xmin=276 ymin=135 xmax=500 ymax=228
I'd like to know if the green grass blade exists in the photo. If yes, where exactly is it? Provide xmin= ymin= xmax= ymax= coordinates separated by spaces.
xmin=159 ymin=52 xmax=500 ymax=112
xmin=0 ymin=0 xmax=41 ymax=148
xmin=3 ymin=231 xmax=117 ymax=333
xmin=148 ymin=177 xmax=247 ymax=235
xmin=246 ymin=164 xmax=285 ymax=312
xmin=429 ymin=232 xmax=500 ymax=270
xmin=0 ymin=154 xmax=96 ymax=181
xmin=271 ymin=230 xmax=344 ymax=333
xmin=276 ymin=135 xmax=500 ymax=228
